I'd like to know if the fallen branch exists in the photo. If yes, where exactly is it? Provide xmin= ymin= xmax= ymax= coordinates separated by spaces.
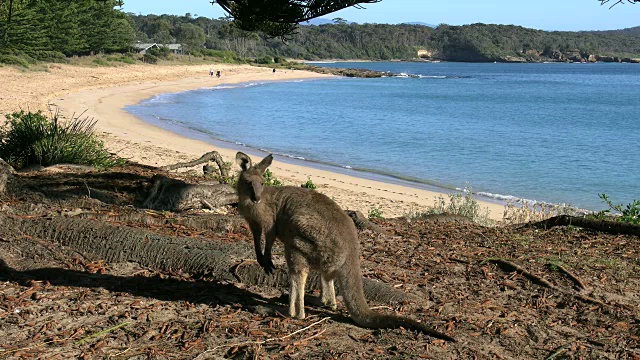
xmin=546 ymin=262 xmax=587 ymax=290
xmin=161 ymin=150 xmax=229 ymax=178
xmin=528 ymin=215 xmax=640 ymax=237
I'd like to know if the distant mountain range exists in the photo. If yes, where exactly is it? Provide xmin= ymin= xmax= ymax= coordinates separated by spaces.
xmin=594 ymin=25 xmax=640 ymax=35
xmin=302 ymin=18 xmax=337 ymax=25
xmin=402 ymin=22 xmax=437 ymax=27
xmin=301 ymin=19 xmax=639 ymax=33
xmin=302 ymin=18 xmax=436 ymax=27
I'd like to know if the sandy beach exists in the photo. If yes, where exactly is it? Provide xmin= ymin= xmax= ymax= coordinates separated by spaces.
xmin=0 ymin=62 xmax=505 ymax=220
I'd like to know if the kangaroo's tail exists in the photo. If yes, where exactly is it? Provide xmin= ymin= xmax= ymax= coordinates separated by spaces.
xmin=337 ymin=255 xmax=456 ymax=342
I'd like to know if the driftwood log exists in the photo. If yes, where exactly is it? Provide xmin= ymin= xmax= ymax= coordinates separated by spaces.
xmin=346 ymin=210 xmax=391 ymax=235
xmin=161 ymin=150 xmax=229 ymax=178
xmin=0 ymin=214 xmax=419 ymax=305
xmin=0 ymin=158 xmax=14 ymax=194
xmin=143 ymin=174 xmax=237 ymax=211
xmin=528 ymin=215 xmax=640 ymax=237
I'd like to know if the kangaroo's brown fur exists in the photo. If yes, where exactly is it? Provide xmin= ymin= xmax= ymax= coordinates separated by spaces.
xmin=235 ymin=152 xmax=455 ymax=342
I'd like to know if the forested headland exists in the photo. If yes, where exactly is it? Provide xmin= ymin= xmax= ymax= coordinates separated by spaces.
xmin=1 ymin=0 xmax=640 ymax=64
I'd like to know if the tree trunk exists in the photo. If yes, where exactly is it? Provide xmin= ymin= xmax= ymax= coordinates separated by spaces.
xmin=0 ymin=214 xmax=419 ymax=304
xmin=143 ymin=175 xmax=237 ymax=211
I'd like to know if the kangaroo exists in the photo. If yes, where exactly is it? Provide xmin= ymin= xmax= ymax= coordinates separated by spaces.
xmin=235 ymin=152 xmax=455 ymax=342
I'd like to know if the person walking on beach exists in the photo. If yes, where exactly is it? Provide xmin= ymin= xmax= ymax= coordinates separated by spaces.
xmin=210 ymin=68 xmax=214 ymax=77
xmin=216 ymin=70 xmax=221 ymax=78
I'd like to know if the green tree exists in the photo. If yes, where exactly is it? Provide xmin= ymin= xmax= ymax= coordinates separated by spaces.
xmin=176 ymin=22 xmax=205 ymax=59
xmin=153 ymin=29 xmax=174 ymax=45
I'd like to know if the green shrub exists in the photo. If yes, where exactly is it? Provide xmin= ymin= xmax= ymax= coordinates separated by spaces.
xmin=263 ymin=168 xmax=283 ymax=186
xmin=106 ymin=54 xmax=136 ymax=64
xmin=597 ymin=193 xmax=639 ymax=224
xmin=368 ymin=207 xmax=384 ymax=220
xmin=412 ymin=188 xmax=493 ymax=226
xmin=274 ymin=56 xmax=287 ymax=64
xmin=28 ymin=50 xmax=67 ymax=63
xmin=142 ymin=53 xmax=158 ymax=64
xmin=0 ymin=55 xmax=30 ymax=68
xmin=92 ymin=58 xmax=109 ymax=66
xmin=199 ymin=49 xmax=243 ymax=63
xmin=300 ymin=177 xmax=316 ymax=190
xmin=254 ymin=55 xmax=274 ymax=64
xmin=148 ymin=47 xmax=171 ymax=59
xmin=0 ymin=111 xmax=123 ymax=169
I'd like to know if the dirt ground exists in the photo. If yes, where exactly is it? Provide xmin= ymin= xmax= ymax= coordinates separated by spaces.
xmin=0 ymin=164 xmax=638 ymax=359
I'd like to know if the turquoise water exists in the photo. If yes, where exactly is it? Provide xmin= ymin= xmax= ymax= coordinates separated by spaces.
xmin=125 ymin=62 xmax=640 ymax=211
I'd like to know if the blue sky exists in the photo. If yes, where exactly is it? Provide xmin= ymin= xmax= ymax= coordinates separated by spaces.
xmin=121 ymin=0 xmax=640 ymax=31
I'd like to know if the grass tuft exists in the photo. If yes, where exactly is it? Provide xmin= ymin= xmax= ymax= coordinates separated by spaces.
xmin=0 ymin=110 xmax=123 ymax=169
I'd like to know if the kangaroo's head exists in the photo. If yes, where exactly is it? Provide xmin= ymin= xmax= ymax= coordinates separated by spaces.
xmin=236 ymin=152 xmax=273 ymax=203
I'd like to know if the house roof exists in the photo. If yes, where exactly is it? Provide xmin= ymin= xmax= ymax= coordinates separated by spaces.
xmin=133 ymin=43 xmax=159 ymax=50
xmin=163 ymin=44 xmax=183 ymax=50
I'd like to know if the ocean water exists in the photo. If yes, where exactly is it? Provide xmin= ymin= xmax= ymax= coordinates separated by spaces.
xmin=125 ymin=62 xmax=640 ymax=211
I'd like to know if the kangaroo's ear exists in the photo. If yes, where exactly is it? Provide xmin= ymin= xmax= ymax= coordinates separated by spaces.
xmin=255 ymin=154 xmax=273 ymax=173
xmin=235 ymin=152 xmax=252 ymax=171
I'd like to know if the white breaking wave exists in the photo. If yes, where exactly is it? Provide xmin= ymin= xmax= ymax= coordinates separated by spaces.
xmin=208 ymin=82 xmax=266 ymax=91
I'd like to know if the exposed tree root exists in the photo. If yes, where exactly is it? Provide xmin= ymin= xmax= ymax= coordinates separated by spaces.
xmin=161 ymin=150 xmax=229 ymax=178
xmin=485 ymin=258 xmax=611 ymax=309
xmin=485 ymin=258 xmax=557 ymax=288
xmin=528 ymin=215 xmax=640 ymax=237
xmin=546 ymin=262 xmax=587 ymax=290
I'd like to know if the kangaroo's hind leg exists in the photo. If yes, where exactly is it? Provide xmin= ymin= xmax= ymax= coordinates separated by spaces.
xmin=320 ymin=273 xmax=337 ymax=310
xmin=285 ymin=245 xmax=309 ymax=319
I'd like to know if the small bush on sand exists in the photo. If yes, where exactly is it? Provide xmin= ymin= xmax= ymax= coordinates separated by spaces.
xmin=0 ymin=111 xmax=123 ymax=169
xmin=263 ymin=168 xmax=283 ymax=187
xmin=300 ymin=177 xmax=316 ymax=190
xmin=502 ymin=200 xmax=580 ymax=225
xmin=368 ymin=207 xmax=384 ymax=220
xmin=413 ymin=188 xmax=493 ymax=226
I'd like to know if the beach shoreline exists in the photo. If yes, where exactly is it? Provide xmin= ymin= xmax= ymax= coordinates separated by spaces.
xmin=0 ymin=62 xmax=505 ymax=220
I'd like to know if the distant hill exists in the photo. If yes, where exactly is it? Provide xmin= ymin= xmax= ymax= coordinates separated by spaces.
xmin=402 ymin=22 xmax=436 ymax=28
xmin=602 ymin=25 xmax=640 ymax=35
xmin=127 ymin=14 xmax=640 ymax=63
xmin=582 ymin=26 xmax=640 ymax=35
xmin=302 ymin=18 xmax=348 ymax=25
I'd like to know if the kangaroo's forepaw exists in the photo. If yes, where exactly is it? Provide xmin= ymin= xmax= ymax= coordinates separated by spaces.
xmin=258 ymin=257 xmax=276 ymax=274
